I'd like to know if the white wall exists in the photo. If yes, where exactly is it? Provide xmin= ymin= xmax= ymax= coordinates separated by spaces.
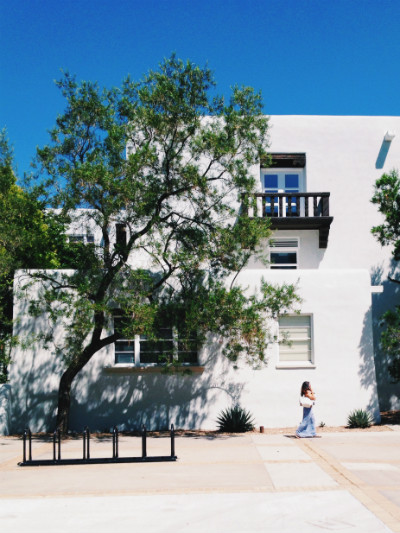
xmin=9 ymin=267 xmax=379 ymax=432
xmin=266 ymin=116 xmax=400 ymax=273
xmin=257 ymin=116 xmax=400 ymax=410
xmin=0 ymin=385 xmax=11 ymax=435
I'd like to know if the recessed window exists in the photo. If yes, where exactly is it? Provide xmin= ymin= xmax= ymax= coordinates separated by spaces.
xmin=279 ymin=315 xmax=312 ymax=363
xmin=270 ymin=252 xmax=297 ymax=269
xmin=261 ymin=169 xmax=304 ymax=217
xmin=67 ymin=234 xmax=95 ymax=244
xmin=269 ymin=238 xmax=298 ymax=269
xmin=114 ymin=317 xmax=197 ymax=366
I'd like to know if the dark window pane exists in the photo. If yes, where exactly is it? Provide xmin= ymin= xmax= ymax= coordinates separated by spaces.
xmin=140 ymin=328 xmax=173 ymax=341
xmin=69 ymin=235 xmax=84 ymax=242
xmin=141 ymin=340 xmax=174 ymax=354
xmin=116 ymin=223 xmax=127 ymax=247
xmin=285 ymin=174 xmax=299 ymax=189
xmin=270 ymin=252 xmax=297 ymax=264
xmin=115 ymin=353 xmax=134 ymax=364
xmin=177 ymin=351 xmax=198 ymax=364
xmin=140 ymin=352 xmax=162 ymax=364
xmin=115 ymin=341 xmax=134 ymax=352
xmin=114 ymin=317 xmax=128 ymax=338
xmin=86 ymin=234 xmax=94 ymax=243
xmin=264 ymin=174 xmax=278 ymax=189
xmin=270 ymin=265 xmax=297 ymax=270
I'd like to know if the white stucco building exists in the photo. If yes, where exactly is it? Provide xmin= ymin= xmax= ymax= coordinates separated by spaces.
xmin=3 ymin=115 xmax=400 ymax=434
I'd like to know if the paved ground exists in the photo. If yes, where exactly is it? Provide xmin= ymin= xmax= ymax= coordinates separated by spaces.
xmin=0 ymin=428 xmax=399 ymax=532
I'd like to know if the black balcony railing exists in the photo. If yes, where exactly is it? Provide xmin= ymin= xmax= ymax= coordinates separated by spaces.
xmin=242 ymin=192 xmax=333 ymax=248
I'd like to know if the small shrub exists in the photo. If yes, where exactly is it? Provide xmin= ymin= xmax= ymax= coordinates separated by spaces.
xmin=347 ymin=409 xmax=373 ymax=428
xmin=319 ymin=421 xmax=326 ymax=428
xmin=217 ymin=404 xmax=255 ymax=433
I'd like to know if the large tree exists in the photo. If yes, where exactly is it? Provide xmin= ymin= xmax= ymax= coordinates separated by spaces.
xmin=28 ymin=56 xmax=300 ymax=432
xmin=0 ymin=131 xmax=68 ymax=382
xmin=371 ymin=169 xmax=400 ymax=382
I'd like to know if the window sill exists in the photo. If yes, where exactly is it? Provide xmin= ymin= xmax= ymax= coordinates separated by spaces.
xmin=104 ymin=365 xmax=205 ymax=375
xmin=275 ymin=362 xmax=316 ymax=370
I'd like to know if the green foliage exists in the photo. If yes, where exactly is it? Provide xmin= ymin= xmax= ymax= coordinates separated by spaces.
xmin=216 ymin=404 xmax=255 ymax=432
xmin=371 ymin=170 xmax=400 ymax=260
xmin=347 ymin=409 xmax=373 ymax=428
xmin=371 ymin=169 xmax=400 ymax=382
xmin=380 ymin=306 xmax=400 ymax=382
xmin=0 ymin=130 xmax=70 ymax=381
xmin=21 ymin=55 xmax=300 ymax=431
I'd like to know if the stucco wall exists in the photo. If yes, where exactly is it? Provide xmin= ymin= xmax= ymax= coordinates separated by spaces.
xmin=9 ymin=269 xmax=379 ymax=432
xmin=259 ymin=116 xmax=400 ymax=410
xmin=266 ymin=116 xmax=399 ymax=273
xmin=0 ymin=385 xmax=11 ymax=435
xmin=6 ymin=115 xmax=399 ymax=433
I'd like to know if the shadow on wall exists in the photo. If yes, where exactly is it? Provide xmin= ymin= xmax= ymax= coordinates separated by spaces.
xmin=9 ymin=352 xmax=64 ymax=434
xmin=369 ymin=261 xmax=400 ymax=411
xmin=0 ymin=384 xmax=11 ymax=435
xmin=358 ymin=304 xmax=381 ymax=421
xmin=9 ymin=296 xmax=65 ymax=433
xmin=69 ymin=339 xmax=245 ymax=432
xmin=375 ymin=140 xmax=392 ymax=169
xmin=10 ymin=301 xmax=245 ymax=433
xmin=10 ymin=345 xmax=62 ymax=433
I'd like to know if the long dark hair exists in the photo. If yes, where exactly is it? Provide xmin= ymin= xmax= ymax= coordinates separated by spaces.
xmin=300 ymin=381 xmax=311 ymax=396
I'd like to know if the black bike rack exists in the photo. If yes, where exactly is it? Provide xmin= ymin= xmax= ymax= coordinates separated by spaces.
xmin=19 ymin=424 xmax=177 ymax=466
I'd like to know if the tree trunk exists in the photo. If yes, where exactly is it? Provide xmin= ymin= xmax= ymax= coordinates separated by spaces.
xmin=55 ymin=334 xmax=118 ymax=433
xmin=56 ymin=369 xmax=77 ymax=433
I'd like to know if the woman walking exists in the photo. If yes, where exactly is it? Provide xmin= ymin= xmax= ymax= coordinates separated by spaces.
xmin=296 ymin=381 xmax=317 ymax=438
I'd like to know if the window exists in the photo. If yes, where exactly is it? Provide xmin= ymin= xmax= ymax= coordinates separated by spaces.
xmin=68 ymin=234 xmax=95 ymax=244
xmin=114 ymin=317 xmax=197 ymax=366
xmin=279 ymin=315 xmax=312 ymax=363
xmin=269 ymin=238 xmax=298 ymax=269
xmin=261 ymin=169 xmax=304 ymax=216
xmin=116 ymin=224 xmax=127 ymax=247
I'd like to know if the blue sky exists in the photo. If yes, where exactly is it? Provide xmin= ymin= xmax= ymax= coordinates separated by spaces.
xmin=1 ymin=0 xmax=399 ymax=176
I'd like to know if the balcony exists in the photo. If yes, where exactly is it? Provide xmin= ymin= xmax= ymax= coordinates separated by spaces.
xmin=242 ymin=192 xmax=333 ymax=248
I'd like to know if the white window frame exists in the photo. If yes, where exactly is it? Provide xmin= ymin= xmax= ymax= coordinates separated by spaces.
xmin=261 ymin=168 xmax=305 ymax=193
xmin=67 ymin=233 xmax=95 ymax=244
xmin=269 ymin=237 xmax=299 ymax=269
xmin=276 ymin=314 xmax=315 ymax=369
xmin=113 ymin=321 xmax=197 ymax=367
xmin=261 ymin=168 xmax=306 ymax=217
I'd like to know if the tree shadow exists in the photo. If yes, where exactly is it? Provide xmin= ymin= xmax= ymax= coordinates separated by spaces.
xmin=9 ymin=293 xmax=66 ymax=432
xmin=358 ymin=304 xmax=381 ymax=420
xmin=368 ymin=261 xmax=400 ymax=411
xmin=68 ymin=337 xmax=246 ymax=432
xmin=9 ymin=316 xmax=247 ymax=433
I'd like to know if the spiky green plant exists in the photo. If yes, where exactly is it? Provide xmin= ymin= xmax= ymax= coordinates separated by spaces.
xmin=347 ymin=409 xmax=373 ymax=428
xmin=216 ymin=404 xmax=255 ymax=433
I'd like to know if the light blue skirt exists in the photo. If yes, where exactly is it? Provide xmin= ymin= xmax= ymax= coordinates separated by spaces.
xmin=296 ymin=407 xmax=316 ymax=437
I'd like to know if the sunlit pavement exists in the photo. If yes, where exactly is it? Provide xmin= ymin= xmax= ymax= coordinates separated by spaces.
xmin=0 ymin=429 xmax=399 ymax=532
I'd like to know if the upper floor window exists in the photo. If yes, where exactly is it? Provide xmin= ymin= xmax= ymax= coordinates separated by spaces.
xmin=261 ymin=169 xmax=305 ymax=217
xmin=67 ymin=234 xmax=95 ymax=244
xmin=262 ymin=172 xmax=303 ymax=193
xmin=269 ymin=238 xmax=298 ymax=269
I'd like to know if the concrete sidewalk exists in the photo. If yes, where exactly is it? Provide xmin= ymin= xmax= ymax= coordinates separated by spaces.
xmin=0 ymin=429 xmax=399 ymax=532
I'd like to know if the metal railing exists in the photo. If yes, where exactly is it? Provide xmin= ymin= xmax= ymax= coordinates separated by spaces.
xmin=19 ymin=424 xmax=177 ymax=466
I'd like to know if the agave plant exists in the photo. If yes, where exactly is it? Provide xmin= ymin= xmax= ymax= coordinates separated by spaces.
xmin=347 ymin=409 xmax=373 ymax=428
xmin=217 ymin=404 xmax=255 ymax=433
